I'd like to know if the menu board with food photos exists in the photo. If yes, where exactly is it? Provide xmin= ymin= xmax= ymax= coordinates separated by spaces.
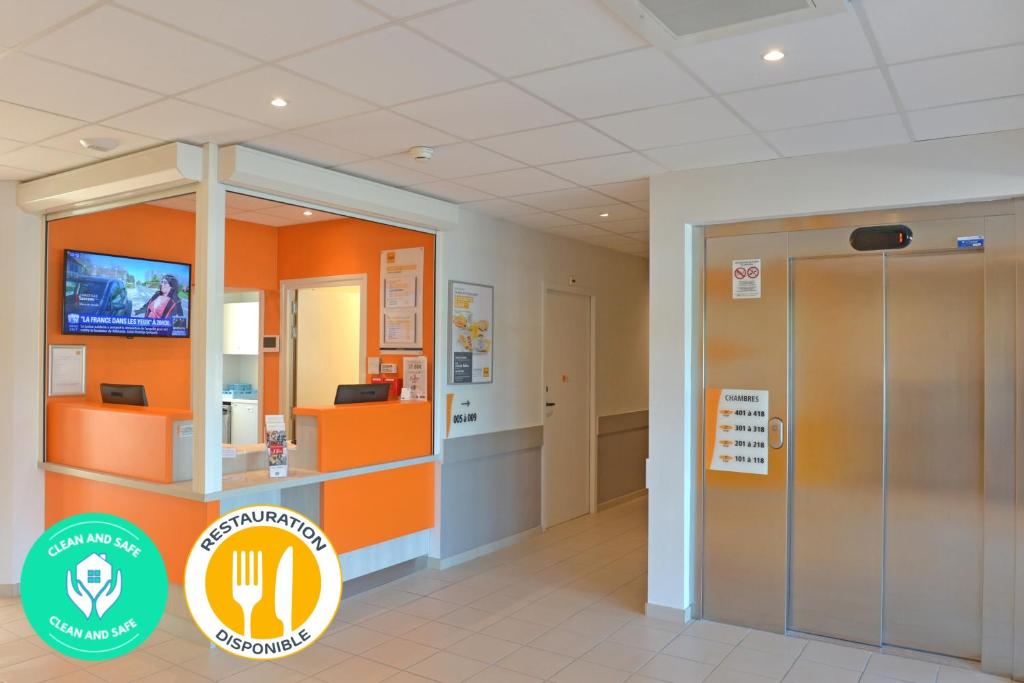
xmin=448 ymin=281 xmax=493 ymax=384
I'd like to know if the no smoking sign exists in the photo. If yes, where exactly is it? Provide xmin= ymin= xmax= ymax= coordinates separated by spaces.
xmin=732 ymin=259 xmax=762 ymax=299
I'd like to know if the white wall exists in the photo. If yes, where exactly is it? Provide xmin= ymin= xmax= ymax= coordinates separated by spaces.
xmin=647 ymin=128 xmax=1024 ymax=617
xmin=296 ymin=285 xmax=362 ymax=406
xmin=0 ymin=181 xmax=44 ymax=588
xmin=438 ymin=212 xmax=649 ymax=442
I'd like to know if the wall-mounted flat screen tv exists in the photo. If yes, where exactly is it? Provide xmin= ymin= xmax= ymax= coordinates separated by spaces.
xmin=62 ymin=250 xmax=192 ymax=338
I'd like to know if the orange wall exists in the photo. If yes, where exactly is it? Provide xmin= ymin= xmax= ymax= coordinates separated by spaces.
xmin=276 ymin=217 xmax=436 ymax=402
xmin=45 ymin=472 xmax=219 ymax=584
xmin=47 ymin=206 xmax=435 ymax=415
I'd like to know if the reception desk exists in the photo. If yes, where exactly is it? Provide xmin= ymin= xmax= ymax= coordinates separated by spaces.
xmin=45 ymin=398 xmax=437 ymax=584
xmin=47 ymin=401 xmax=193 ymax=483
xmin=294 ymin=400 xmax=434 ymax=554
xmin=293 ymin=399 xmax=432 ymax=471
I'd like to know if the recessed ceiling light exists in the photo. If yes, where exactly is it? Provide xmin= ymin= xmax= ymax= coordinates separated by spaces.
xmin=302 ymin=210 xmax=313 ymax=216
xmin=599 ymin=213 xmax=610 ymax=218
xmin=408 ymin=146 xmax=434 ymax=161
xmin=270 ymin=97 xmax=289 ymax=107
xmin=762 ymin=49 xmax=785 ymax=62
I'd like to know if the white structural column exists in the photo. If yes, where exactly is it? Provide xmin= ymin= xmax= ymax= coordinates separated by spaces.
xmin=191 ymin=144 xmax=226 ymax=494
xmin=0 ymin=181 xmax=44 ymax=590
xmin=646 ymin=206 xmax=693 ymax=619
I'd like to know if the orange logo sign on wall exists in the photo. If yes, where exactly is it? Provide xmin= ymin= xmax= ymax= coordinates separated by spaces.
xmin=184 ymin=505 xmax=342 ymax=660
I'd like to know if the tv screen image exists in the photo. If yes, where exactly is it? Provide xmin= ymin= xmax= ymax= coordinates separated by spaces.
xmin=63 ymin=250 xmax=192 ymax=338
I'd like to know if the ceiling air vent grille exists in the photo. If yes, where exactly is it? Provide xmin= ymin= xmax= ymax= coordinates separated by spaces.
xmin=640 ymin=0 xmax=813 ymax=37
xmin=605 ymin=0 xmax=848 ymax=47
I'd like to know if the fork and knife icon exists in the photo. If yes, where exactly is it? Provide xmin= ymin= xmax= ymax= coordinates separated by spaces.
xmin=231 ymin=548 xmax=294 ymax=638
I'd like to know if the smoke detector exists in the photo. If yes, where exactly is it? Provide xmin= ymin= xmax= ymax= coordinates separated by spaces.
xmin=408 ymin=146 xmax=434 ymax=161
xmin=79 ymin=137 xmax=120 ymax=153
xmin=604 ymin=0 xmax=849 ymax=47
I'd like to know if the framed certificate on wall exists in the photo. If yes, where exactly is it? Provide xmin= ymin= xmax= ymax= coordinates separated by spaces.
xmin=448 ymin=281 xmax=493 ymax=384
xmin=48 ymin=344 xmax=86 ymax=396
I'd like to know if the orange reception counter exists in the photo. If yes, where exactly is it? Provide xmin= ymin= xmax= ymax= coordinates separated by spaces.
xmin=43 ymin=399 xmax=436 ymax=585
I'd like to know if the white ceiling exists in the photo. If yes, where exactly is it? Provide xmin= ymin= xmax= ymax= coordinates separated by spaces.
xmin=148 ymin=191 xmax=343 ymax=226
xmin=3 ymin=0 xmax=1024 ymax=260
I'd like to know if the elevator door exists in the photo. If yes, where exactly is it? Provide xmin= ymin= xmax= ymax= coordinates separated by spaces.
xmin=702 ymin=219 xmax=1012 ymax=666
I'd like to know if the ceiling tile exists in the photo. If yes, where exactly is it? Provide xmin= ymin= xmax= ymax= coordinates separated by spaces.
xmin=0 ymin=139 xmax=21 ymax=154
xmin=556 ymin=203 xmax=646 ymax=223
xmin=672 ymin=12 xmax=876 ymax=94
xmin=766 ymin=115 xmax=909 ymax=156
xmin=26 ymin=5 xmax=256 ymax=94
xmin=408 ymin=180 xmax=493 ymax=203
xmin=861 ymin=0 xmax=1024 ymax=64
xmin=117 ymin=0 xmax=387 ymax=61
xmin=382 ymin=142 xmax=521 ymax=179
xmin=591 ymin=179 xmax=648 ymax=203
xmin=104 ymin=99 xmax=273 ymax=144
xmin=589 ymin=99 xmax=750 ymax=150
xmin=0 ymin=52 xmax=160 ymax=120
xmin=283 ymin=25 xmax=492 ymax=106
xmin=0 ymin=164 xmax=36 ymax=180
xmin=625 ymin=231 xmax=649 ymax=243
xmin=908 ymin=95 xmax=1024 ymax=141
xmin=594 ymin=218 xmax=648 ymax=234
xmin=409 ymin=0 xmax=644 ymax=77
xmin=541 ymin=223 xmax=608 ymax=239
xmin=632 ymin=200 xmax=649 ymax=211
xmin=226 ymin=193 xmax=281 ymax=212
xmin=39 ymin=124 xmax=161 ymax=158
xmin=725 ymin=69 xmax=896 ymax=131
xmin=180 ymin=66 xmax=373 ymax=128
xmin=395 ymin=82 xmax=569 ymax=140
xmin=148 ymin=195 xmax=196 ymax=212
xmin=458 ymin=167 xmax=574 ymax=196
xmin=644 ymin=135 xmax=777 ymax=171
xmin=0 ymin=101 xmax=83 ymax=143
xmin=513 ymin=188 xmax=613 ymax=211
xmin=230 ymin=211 xmax=296 ymax=226
xmin=889 ymin=45 xmax=1024 ymax=111
xmin=298 ymin=110 xmax=456 ymax=157
xmin=364 ymin=0 xmax=458 ymax=18
xmin=542 ymin=152 xmax=663 ymax=186
xmin=247 ymin=132 xmax=366 ymax=167
xmin=0 ymin=0 xmax=94 ymax=48
xmin=510 ymin=212 xmax=580 ymax=229
xmin=513 ymin=47 xmax=707 ymax=119
xmin=477 ymin=122 xmax=627 ymax=166
xmin=462 ymin=198 xmax=538 ymax=218
xmin=259 ymin=204 xmax=339 ymax=221
xmin=0 ymin=145 xmax=94 ymax=173
xmin=341 ymin=159 xmax=437 ymax=187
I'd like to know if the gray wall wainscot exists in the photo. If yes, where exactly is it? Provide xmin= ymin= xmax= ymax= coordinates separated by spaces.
xmin=597 ymin=410 xmax=648 ymax=505
xmin=441 ymin=426 xmax=543 ymax=559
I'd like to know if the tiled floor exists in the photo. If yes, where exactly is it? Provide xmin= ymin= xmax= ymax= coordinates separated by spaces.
xmin=0 ymin=497 xmax=1011 ymax=682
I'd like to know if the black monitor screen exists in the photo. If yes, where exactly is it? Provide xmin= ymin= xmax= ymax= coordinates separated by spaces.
xmin=100 ymin=383 xmax=148 ymax=407
xmin=334 ymin=384 xmax=389 ymax=405
xmin=63 ymin=250 xmax=191 ymax=338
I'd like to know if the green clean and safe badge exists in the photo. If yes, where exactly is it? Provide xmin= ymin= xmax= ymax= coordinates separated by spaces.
xmin=20 ymin=513 xmax=168 ymax=661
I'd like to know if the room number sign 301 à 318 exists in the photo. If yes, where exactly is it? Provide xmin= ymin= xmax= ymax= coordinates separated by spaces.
xmin=452 ymin=413 xmax=478 ymax=425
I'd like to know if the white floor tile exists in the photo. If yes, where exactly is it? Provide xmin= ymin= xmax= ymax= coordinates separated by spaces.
xmin=684 ymin=622 xmax=750 ymax=646
xmin=781 ymin=659 xmax=859 ymax=683
xmin=797 ymin=641 xmax=870 ymax=672
xmin=636 ymin=653 xmax=716 ymax=683
xmin=662 ymin=635 xmax=734 ymax=666
xmin=865 ymin=653 xmax=941 ymax=683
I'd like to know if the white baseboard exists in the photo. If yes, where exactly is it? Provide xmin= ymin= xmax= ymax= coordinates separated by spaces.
xmin=430 ymin=526 xmax=542 ymax=570
xmin=597 ymin=489 xmax=648 ymax=511
xmin=341 ymin=530 xmax=430 ymax=580
xmin=645 ymin=602 xmax=692 ymax=625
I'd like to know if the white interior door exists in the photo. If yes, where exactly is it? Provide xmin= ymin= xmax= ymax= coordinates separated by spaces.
xmin=542 ymin=289 xmax=592 ymax=528
xmin=294 ymin=285 xmax=363 ymax=407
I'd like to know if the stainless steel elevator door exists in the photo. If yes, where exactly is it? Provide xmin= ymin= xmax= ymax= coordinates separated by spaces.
xmin=790 ymin=256 xmax=885 ymax=646
xmin=703 ymin=232 xmax=789 ymax=632
xmin=884 ymin=252 xmax=984 ymax=659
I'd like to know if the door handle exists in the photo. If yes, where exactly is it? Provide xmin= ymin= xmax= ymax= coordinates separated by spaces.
xmin=545 ymin=402 xmax=556 ymax=407
xmin=769 ymin=417 xmax=784 ymax=449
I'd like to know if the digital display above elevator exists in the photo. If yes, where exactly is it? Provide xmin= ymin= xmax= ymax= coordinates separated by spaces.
xmin=849 ymin=225 xmax=913 ymax=251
